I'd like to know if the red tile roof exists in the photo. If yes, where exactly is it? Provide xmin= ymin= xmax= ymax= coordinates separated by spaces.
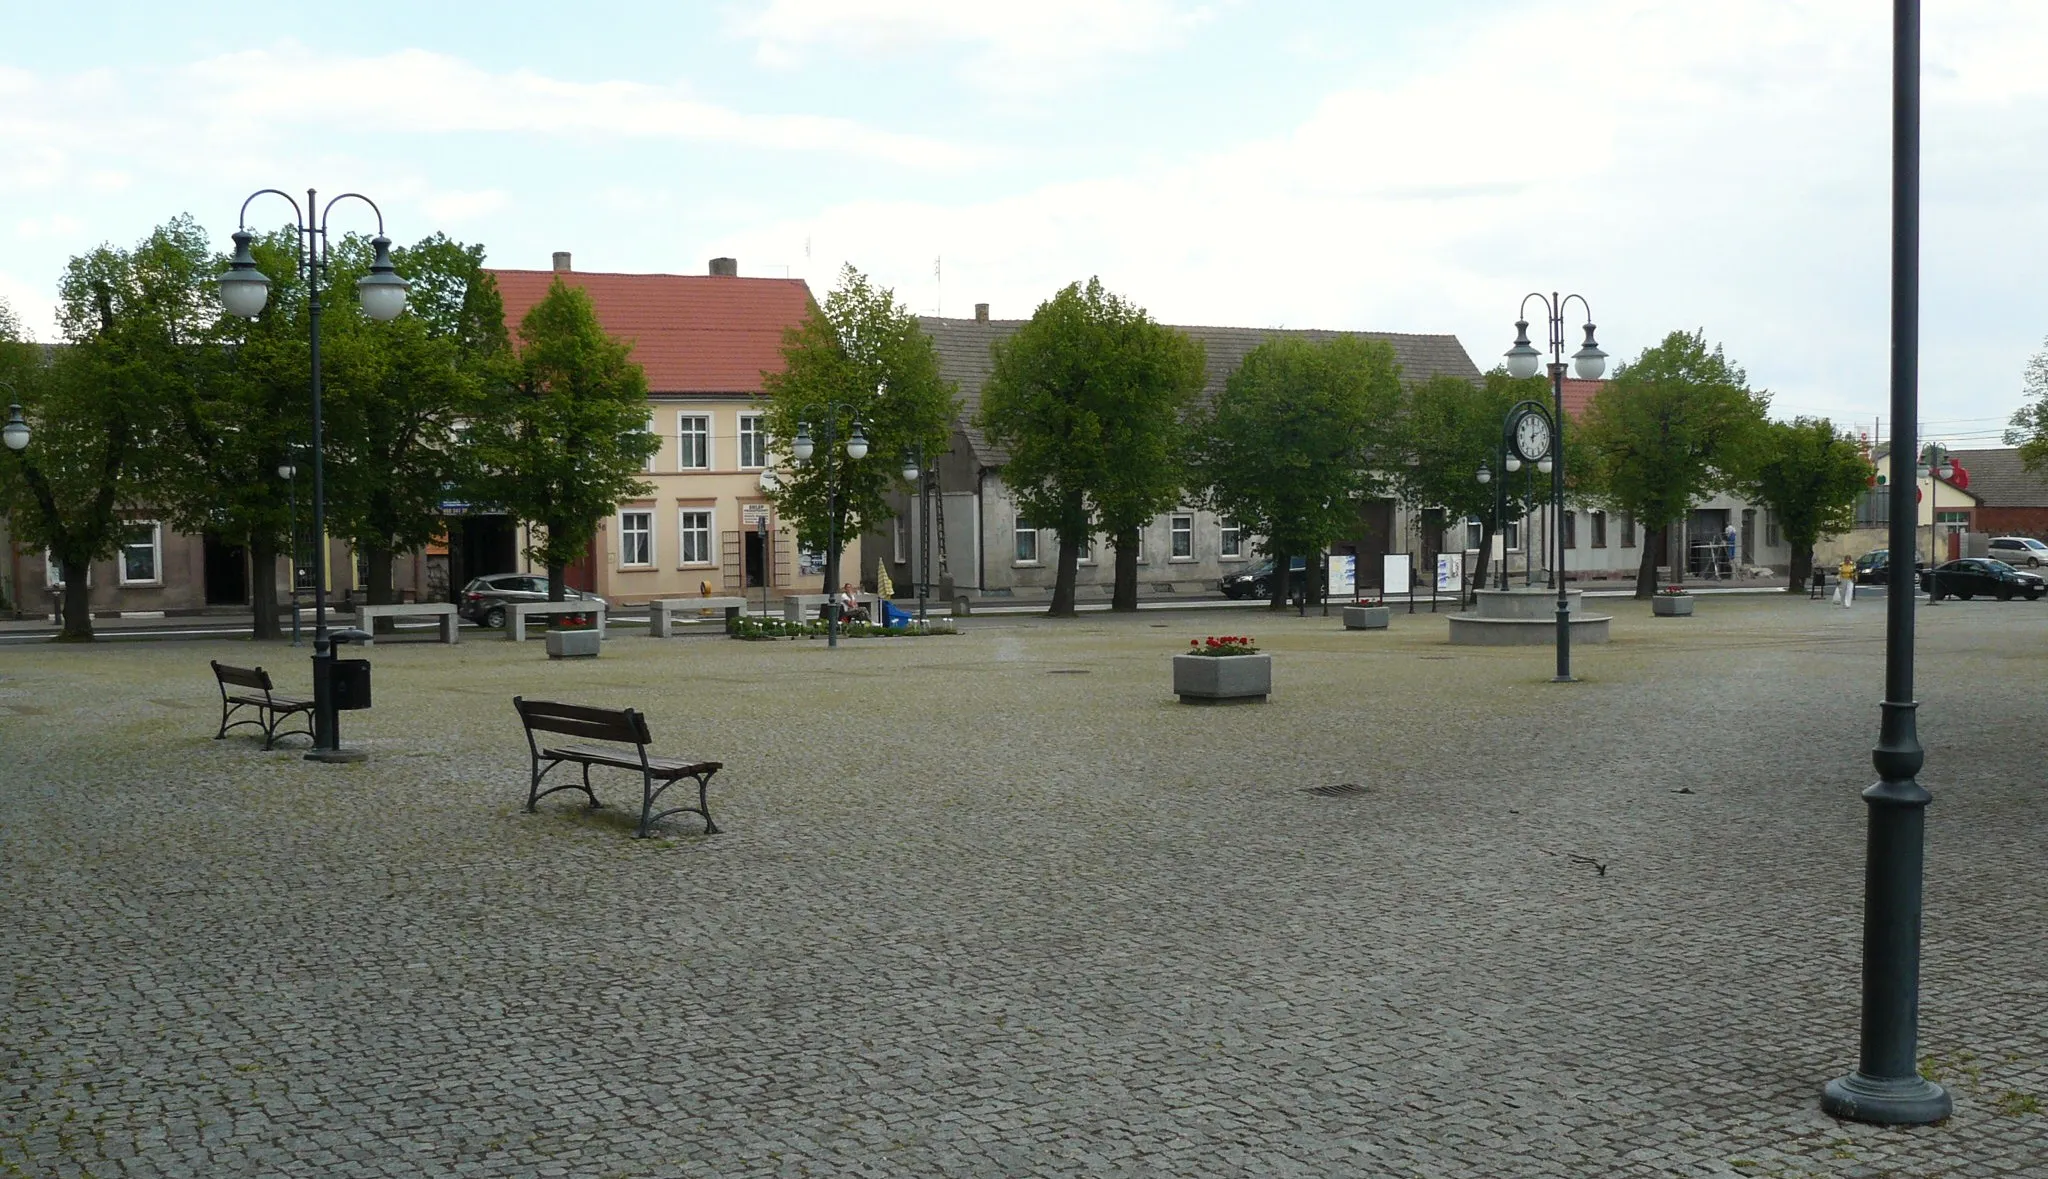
xmin=1560 ymin=378 xmax=1603 ymax=420
xmin=489 ymin=269 xmax=815 ymax=396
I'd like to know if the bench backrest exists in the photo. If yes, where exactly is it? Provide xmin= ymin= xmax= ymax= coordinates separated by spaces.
xmin=513 ymin=696 xmax=652 ymax=746
xmin=212 ymin=661 xmax=274 ymax=692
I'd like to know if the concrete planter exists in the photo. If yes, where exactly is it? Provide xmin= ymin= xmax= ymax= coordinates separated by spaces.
xmin=1342 ymin=605 xmax=1390 ymax=630
xmin=1652 ymin=596 xmax=1695 ymax=617
xmin=546 ymin=628 xmax=603 ymax=659
xmin=1173 ymin=653 xmax=1271 ymax=704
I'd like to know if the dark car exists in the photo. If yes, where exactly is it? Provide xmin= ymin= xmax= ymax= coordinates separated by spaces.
xmin=1854 ymin=549 xmax=1926 ymax=586
xmin=1918 ymin=558 xmax=2046 ymax=601
xmin=459 ymin=574 xmax=608 ymax=628
xmin=1220 ymin=557 xmax=1317 ymax=600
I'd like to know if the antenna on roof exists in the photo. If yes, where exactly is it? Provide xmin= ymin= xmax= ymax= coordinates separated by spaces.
xmin=934 ymin=256 xmax=942 ymax=317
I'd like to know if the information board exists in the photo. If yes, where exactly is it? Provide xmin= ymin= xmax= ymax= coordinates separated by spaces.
xmin=1435 ymin=552 xmax=1464 ymax=593
xmin=1327 ymin=554 xmax=1357 ymax=598
xmin=1382 ymin=554 xmax=1411 ymax=595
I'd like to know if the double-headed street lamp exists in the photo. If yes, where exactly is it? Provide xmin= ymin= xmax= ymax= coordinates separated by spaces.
xmin=900 ymin=446 xmax=933 ymax=624
xmin=790 ymin=407 xmax=868 ymax=648
xmin=1476 ymin=400 xmax=1555 ymax=593
xmin=219 ymin=189 xmax=408 ymax=762
xmin=1822 ymin=0 xmax=1950 ymax=1126
xmin=1504 ymin=293 xmax=1605 ymax=683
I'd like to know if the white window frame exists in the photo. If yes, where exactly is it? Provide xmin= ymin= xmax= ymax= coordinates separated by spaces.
xmin=1590 ymin=510 xmax=1608 ymax=550
xmin=738 ymin=414 xmax=766 ymax=470
xmin=1169 ymin=514 xmax=1194 ymax=561
xmin=1135 ymin=528 xmax=1146 ymax=564
xmin=1076 ymin=533 xmax=1095 ymax=565
xmin=45 ymin=551 xmax=64 ymax=587
xmin=893 ymin=515 xmax=908 ymax=564
xmin=1014 ymin=515 xmax=1039 ymax=565
xmin=677 ymin=508 xmax=713 ymax=566
xmin=1465 ymin=517 xmax=1485 ymax=550
xmin=676 ymin=413 xmax=710 ymax=471
xmin=644 ymin=414 xmax=658 ymax=472
xmin=1219 ymin=519 xmax=1243 ymax=560
xmin=619 ymin=509 xmax=655 ymax=568
xmin=119 ymin=521 xmax=163 ymax=586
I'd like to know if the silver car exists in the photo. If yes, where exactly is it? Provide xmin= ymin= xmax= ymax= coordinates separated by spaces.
xmin=459 ymin=574 xmax=607 ymax=629
xmin=1986 ymin=536 xmax=2048 ymax=568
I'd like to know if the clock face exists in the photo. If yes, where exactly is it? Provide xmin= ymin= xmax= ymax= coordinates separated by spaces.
xmin=1513 ymin=411 xmax=1551 ymax=462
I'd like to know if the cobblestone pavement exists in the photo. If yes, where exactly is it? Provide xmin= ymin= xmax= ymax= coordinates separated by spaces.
xmin=2 ymin=596 xmax=2043 ymax=1177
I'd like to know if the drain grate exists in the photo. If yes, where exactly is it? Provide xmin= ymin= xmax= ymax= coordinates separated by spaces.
xmin=1304 ymin=783 xmax=1370 ymax=798
xmin=1047 ymin=669 xmax=1091 ymax=675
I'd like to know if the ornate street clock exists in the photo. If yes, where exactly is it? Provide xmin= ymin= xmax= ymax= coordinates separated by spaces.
xmin=1511 ymin=408 xmax=1552 ymax=463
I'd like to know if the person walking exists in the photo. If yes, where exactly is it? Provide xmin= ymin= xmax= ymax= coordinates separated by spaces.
xmin=1835 ymin=555 xmax=1857 ymax=608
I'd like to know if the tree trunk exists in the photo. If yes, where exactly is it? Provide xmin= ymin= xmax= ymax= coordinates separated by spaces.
xmin=1635 ymin=527 xmax=1662 ymax=599
xmin=250 ymin=537 xmax=281 ymax=641
xmin=1111 ymin=527 xmax=1139 ymax=612
xmin=58 ymin=558 xmax=94 ymax=641
xmin=1787 ymin=544 xmax=1814 ymax=593
xmin=1049 ymin=536 xmax=1080 ymax=617
xmin=1267 ymin=548 xmax=1290 ymax=610
xmin=364 ymin=546 xmax=397 ymax=634
xmin=1471 ymin=523 xmax=1493 ymax=606
xmin=547 ymin=561 xmax=566 ymax=602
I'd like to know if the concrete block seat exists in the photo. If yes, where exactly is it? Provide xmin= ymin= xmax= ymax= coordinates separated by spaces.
xmin=783 ymin=592 xmax=879 ymax=624
xmin=506 ymin=600 xmax=608 ymax=643
xmin=649 ymin=596 xmax=752 ymax=637
xmin=351 ymin=601 xmax=459 ymax=644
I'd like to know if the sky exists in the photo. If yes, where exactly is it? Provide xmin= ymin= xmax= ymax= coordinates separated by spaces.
xmin=4 ymin=0 xmax=2046 ymax=452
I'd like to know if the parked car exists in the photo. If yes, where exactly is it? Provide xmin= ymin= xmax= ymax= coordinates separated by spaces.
xmin=1853 ymin=549 xmax=1924 ymax=586
xmin=1918 ymin=558 xmax=2046 ymax=601
xmin=1986 ymin=536 xmax=2048 ymax=568
xmin=459 ymin=574 xmax=608 ymax=628
xmin=1219 ymin=557 xmax=1315 ymax=600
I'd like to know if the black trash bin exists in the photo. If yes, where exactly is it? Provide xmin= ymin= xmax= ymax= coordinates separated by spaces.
xmin=329 ymin=658 xmax=373 ymax=711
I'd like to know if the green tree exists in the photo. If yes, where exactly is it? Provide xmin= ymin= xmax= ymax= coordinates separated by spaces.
xmin=321 ymin=233 xmax=507 ymax=612
xmin=760 ymin=265 xmax=957 ymax=590
xmin=1387 ymin=370 xmax=1553 ymax=598
xmin=976 ymin=279 xmax=1204 ymax=615
xmin=2003 ymin=335 xmax=2048 ymax=470
xmin=1575 ymin=330 xmax=1771 ymax=598
xmin=1195 ymin=335 xmax=1403 ymax=608
xmin=1741 ymin=417 xmax=1872 ymax=592
xmin=0 ymin=225 xmax=194 ymax=639
xmin=474 ymin=278 xmax=657 ymax=600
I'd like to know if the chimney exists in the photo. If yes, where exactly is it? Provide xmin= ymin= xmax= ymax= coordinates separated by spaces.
xmin=551 ymin=251 xmax=572 ymax=272
xmin=974 ymin=302 xmax=989 ymax=323
xmin=709 ymin=257 xmax=738 ymax=277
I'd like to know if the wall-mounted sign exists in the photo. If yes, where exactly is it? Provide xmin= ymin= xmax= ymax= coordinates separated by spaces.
xmin=743 ymin=503 xmax=770 ymax=527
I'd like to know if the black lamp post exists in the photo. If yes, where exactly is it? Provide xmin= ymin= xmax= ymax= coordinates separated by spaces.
xmin=1505 ymin=295 xmax=1605 ymax=683
xmin=279 ymin=452 xmax=301 ymax=647
xmin=219 ymin=189 xmax=408 ymax=762
xmin=790 ymin=406 xmax=868 ymax=649
xmin=901 ymin=446 xmax=932 ymax=624
xmin=1822 ymin=0 xmax=1950 ymax=1126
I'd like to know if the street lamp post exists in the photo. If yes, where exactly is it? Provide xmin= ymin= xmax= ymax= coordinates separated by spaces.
xmin=1505 ymin=295 xmax=1605 ymax=683
xmin=219 ymin=189 xmax=408 ymax=762
xmin=279 ymin=453 xmax=301 ymax=647
xmin=901 ymin=447 xmax=932 ymax=624
xmin=790 ymin=407 xmax=868 ymax=648
xmin=1821 ymin=0 xmax=1951 ymax=1127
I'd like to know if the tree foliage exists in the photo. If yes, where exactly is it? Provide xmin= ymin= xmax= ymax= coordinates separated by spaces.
xmin=1740 ymin=417 xmax=1872 ymax=592
xmin=975 ymin=278 xmax=1204 ymax=615
xmin=1389 ymin=370 xmax=1552 ymax=595
xmin=472 ymin=278 xmax=656 ymax=599
xmin=2004 ymin=335 xmax=2048 ymax=471
xmin=1575 ymin=329 xmax=1771 ymax=597
xmin=1195 ymin=335 xmax=1402 ymax=607
xmin=760 ymin=265 xmax=957 ymax=576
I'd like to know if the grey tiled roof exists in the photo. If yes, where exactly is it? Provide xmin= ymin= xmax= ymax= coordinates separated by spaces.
xmin=1946 ymin=448 xmax=2048 ymax=508
xmin=921 ymin=316 xmax=1481 ymax=468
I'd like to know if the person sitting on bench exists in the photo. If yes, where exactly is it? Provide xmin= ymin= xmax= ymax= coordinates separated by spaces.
xmin=838 ymin=583 xmax=870 ymax=623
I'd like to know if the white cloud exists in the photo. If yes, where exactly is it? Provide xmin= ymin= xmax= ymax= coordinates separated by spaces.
xmin=730 ymin=0 xmax=1220 ymax=94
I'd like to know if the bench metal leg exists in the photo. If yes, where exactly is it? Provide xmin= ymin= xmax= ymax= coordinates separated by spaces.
xmin=527 ymin=756 xmax=603 ymax=813
xmin=636 ymin=768 xmax=719 ymax=838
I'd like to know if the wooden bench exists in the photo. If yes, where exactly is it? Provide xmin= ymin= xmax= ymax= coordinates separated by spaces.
xmin=211 ymin=660 xmax=315 ymax=750
xmin=352 ymin=601 xmax=460 ymax=644
xmin=782 ymin=592 xmax=879 ymax=624
xmin=506 ymin=600 xmax=608 ymax=643
xmin=649 ymin=595 xmax=751 ymax=637
xmin=512 ymin=696 xmax=722 ymax=838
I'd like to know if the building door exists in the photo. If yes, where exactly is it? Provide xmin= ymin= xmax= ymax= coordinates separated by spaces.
xmin=1741 ymin=508 xmax=1756 ymax=569
xmin=744 ymin=529 xmax=767 ymax=587
xmin=1686 ymin=508 xmax=1731 ymax=576
xmin=203 ymin=532 xmax=248 ymax=605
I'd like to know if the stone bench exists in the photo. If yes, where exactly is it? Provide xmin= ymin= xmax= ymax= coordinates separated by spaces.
xmin=1342 ymin=605 xmax=1390 ymax=630
xmin=507 ymin=600 xmax=608 ymax=643
xmin=352 ymin=601 xmax=459 ymax=645
xmin=783 ymin=592 xmax=879 ymax=624
xmin=649 ymin=596 xmax=751 ymax=637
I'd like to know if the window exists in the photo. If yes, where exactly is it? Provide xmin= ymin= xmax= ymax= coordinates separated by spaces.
xmin=1014 ymin=515 xmax=1038 ymax=564
xmin=1466 ymin=517 xmax=1485 ymax=550
xmin=1590 ymin=511 xmax=1608 ymax=549
xmin=1766 ymin=510 xmax=1780 ymax=547
xmin=644 ymin=415 xmax=658 ymax=472
xmin=120 ymin=522 xmax=162 ymax=585
xmin=1621 ymin=513 xmax=1636 ymax=548
xmin=1170 ymin=514 xmax=1194 ymax=559
xmin=1220 ymin=519 xmax=1243 ymax=558
xmin=738 ymin=414 xmax=766 ymax=469
xmin=1076 ymin=534 xmax=1094 ymax=564
xmin=677 ymin=414 xmax=710 ymax=470
xmin=1133 ymin=528 xmax=1146 ymax=563
xmin=620 ymin=510 xmax=654 ymax=567
xmin=678 ymin=509 xmax=712 ymax=565
xmin=1562 ymin=511 xmax=1577 ymax=549
xmin=893 ymin=515 xmax=908 ymax=564
xmin=45 ymin=552 xmax=63 ymax=587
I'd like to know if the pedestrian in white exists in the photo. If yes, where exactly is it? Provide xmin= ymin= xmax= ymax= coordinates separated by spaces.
xmin=1835 ymin=556 xmax=1857 ymax=607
